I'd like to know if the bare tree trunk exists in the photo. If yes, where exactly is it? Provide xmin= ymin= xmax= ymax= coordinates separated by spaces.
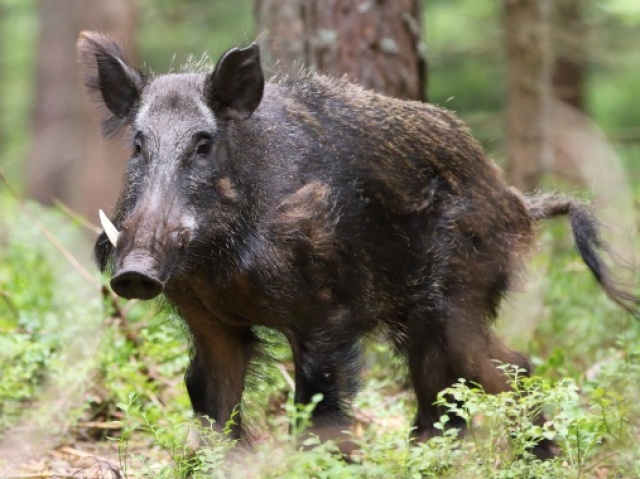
xmin=255 ymin=0 xmax=306 ymax=77
xmin=503 ymin=0 xmax=552 ymax=192
xmin=545 ymin=0 xmax=588 ymax=183
xmin=25 ymin=0 xmax=136 ymax=219
xmin=551 ymin=0 xmax=585 ymax=111
xmin=256 ymin=0 xmax=426 ymax=101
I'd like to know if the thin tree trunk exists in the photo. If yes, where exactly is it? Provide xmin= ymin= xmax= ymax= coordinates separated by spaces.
xmin=546 ymin=0 xmax=587 ymax=183
xmin=25 ymin=0 xmax=136 ymax=219
xmin=255 ymin=0 xmax=306 ymax=77
xmin=551 ymin=0 xmax=585 ymax=111
xmin=26 ymin=0 xmax=82 ymax=207
xmin=78 ymin=0 xmax=137 ymax=219
xmin=257 ymin=0 xmax=426 ymax=101
xmin=503 ymin=0 xmax=552 ymax=192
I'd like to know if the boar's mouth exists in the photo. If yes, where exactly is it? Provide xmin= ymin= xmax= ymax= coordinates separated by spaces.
xmin=100 ymin=209 xmax=191 ymax=301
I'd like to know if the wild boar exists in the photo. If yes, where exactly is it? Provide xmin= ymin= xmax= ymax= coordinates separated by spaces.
xmin=78 ymin=31 xmax=639 ymax=459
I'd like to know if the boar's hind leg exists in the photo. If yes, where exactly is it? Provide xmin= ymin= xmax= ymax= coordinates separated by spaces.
xmin=486 ymin=337 xmax=559 ymax=460
xmin=183 ymin=315 xmax=257 ymax=441
xmin=404 ymin=313 xmax=530 ymax=440
xmin=287 ymin=324 xmax=362 ymax=453
xmin=446 ymin=321 xmax=559 ymax=459
xmin=402 ymin=316 xmax=466 ymax=441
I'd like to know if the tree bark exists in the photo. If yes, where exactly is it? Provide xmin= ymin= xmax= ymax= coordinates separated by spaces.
xmin=503 ymin=0 xmax=552 ymax=192
xmin=255 ymin=0 xmax=307 ymax=77
xmin=256 ymin=0 xmax=426 ymax=101
xmin=551 ymin=0 xmax=585 ymax=111
xmin=546 ymin=0 xmax=587 ymax=183
xmin=25 ymin=0 xmax=136 ymax=219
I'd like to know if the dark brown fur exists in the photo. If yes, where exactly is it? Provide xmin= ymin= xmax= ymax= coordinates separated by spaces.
xmin=78 ymin=31 xmax=639 ymax=460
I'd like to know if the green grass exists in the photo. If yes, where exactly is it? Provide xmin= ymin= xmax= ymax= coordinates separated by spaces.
xmin=1 ymin=1 xmax=638 ymax=474
xmin=0 ymin=193 xmax=103 ymax=433
xmin=0 ymin=190 xmax=639 ymax=477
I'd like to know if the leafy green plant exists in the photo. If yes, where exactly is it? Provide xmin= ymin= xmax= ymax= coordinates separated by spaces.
xmin=110 ymin=392 xmax=235 ymax=478
xmin=431 ymin=364 xmax=636 ymax=478
xmin=0 ymin=194 xmax=97 ymax=432
xmin=1 ymin=188 xmax=638 ymax=478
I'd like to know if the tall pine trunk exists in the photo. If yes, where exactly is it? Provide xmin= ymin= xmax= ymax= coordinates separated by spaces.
xmin=25 ymin=0 xmax=136 ymax=218
xmin=256 ymin=0 xmax=426 ymax=101
xmin=548 ymin=0 xmax=587 ymax=183
xmin=552 ymin=0 xmax=585 ymax=111
xmin=503 ymin=0 xmax=552 ymax=192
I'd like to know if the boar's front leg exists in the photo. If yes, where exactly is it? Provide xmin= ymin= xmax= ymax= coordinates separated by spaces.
xmin=185 ymin=329 xmax=256 ymax=439
xmin=177 ymin=294 xmax=258 ymax=441
xmin=287 ymin=317 xmax=362 ymax=453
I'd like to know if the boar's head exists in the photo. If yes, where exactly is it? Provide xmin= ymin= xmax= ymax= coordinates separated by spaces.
xmin=78 ymin=32 xmax=264 ymax=300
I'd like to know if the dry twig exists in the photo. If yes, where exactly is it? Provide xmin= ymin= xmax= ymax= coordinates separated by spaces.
xmin=277 ymin=363 xmax=295 ymax=391
xmin=53 ymin=200 xmax=101 ymax=235
xmin=72 ymin=422 xmax=124 ymax=431
xmin=0 ymin=170 xmax=99 ymax=288
xmin=0 ymin=289 xmax=19 ymax=319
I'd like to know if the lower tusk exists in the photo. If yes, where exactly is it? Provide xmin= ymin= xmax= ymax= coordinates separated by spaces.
xmin=99 ymin=209 xmax=120 ymax=247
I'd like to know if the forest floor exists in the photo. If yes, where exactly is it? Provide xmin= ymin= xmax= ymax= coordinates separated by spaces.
xmin=1 ymin=190 xmax=639 ymax=478
xmin=3 ymin=440 xmax=124 ymax=478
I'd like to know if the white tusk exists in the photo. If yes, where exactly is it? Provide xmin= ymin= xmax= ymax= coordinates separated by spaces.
xmin=99 ymin=209 xmax=120 ymax=247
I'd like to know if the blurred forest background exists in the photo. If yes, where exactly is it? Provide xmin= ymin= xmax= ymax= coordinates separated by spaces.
xmin=1 ymin=0 xmax=639 ymax=218
xmin=1 ymin=1 xmax=640 ymax=477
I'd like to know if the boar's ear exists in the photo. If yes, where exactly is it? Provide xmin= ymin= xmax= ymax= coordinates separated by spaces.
xmin=206 ymin=44 xmax=264 ymax=121
xmin=77 ymin=31 xmax=145 ymax=137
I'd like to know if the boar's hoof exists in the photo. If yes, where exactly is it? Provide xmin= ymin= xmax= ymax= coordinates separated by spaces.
xmin=111 ymin=270 xmax=164 ymax=300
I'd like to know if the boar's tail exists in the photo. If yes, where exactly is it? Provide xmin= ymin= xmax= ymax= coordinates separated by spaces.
xmin=526 ymin=193 xmax=640 ymax=318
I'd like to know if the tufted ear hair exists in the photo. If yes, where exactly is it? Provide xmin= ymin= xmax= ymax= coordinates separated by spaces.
xmin=77 ymin=31 xmax=145 ymax=137
xmin=206 ymin=43 xmax=264 ymax=121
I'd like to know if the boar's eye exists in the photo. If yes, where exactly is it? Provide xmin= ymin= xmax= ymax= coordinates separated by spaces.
xmin=133 ymin=134 xmax=143 ymax=155
xmin=194 ymin=133 xmax=213 ymax=157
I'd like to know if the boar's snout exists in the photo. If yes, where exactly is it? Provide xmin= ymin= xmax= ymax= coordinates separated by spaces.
xmin=111 ymin=242 xmax=167 ymax=300
xmin=107 ymin=205 xmax=194 ymax=300
xmin=111 ymin=268 xmax=164 ymax=300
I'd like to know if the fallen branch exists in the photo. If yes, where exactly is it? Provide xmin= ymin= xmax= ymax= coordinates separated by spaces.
xmin=0 ymin=289 xmax=19 ymax=319
xmin=72 ymin=421 xmax=124 ymax=431
xmin=101 ymin=287 xmax=143 ymax=347
xmin=0 ymin=170 xmax=99 ymax=288
xmin=53 ymin=199 xmax=101 ymax=235
xmin=277 ymin=363 xmax=295 ymax=391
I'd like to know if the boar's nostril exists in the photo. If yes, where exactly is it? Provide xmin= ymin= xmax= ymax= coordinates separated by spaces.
xmin=110 ymin=270 xmax=164 ymax=300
